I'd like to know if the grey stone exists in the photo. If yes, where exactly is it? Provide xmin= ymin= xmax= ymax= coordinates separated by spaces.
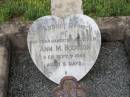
xmin=0 ymin=20 xmax=32 ymax=49
xmin=28 ymin=15 xmax=101 ymax=84
xmin=124 ymin=36 xmax=130 ymax=61
xmin=51 ymin=0 xmax=83 ymax=17
xmin=97 ymin=17 xmax=127 ymax=41
xmin=8 ymin=42 xmax=130 ymax=97
xmin=0 ymin=17 xmax=130 ymax=50
xmin=125 ymin=16 xmax=130 ymax=38
xmin=124 ymin=16 xmax=130 ymax=62
xmin=0 ymin=35 xmax=10 ymax=97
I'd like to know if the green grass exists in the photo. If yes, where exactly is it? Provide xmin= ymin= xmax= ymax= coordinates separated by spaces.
xmin=0 ymin=0 xmax=51 ymax=23
xmin=0 ymin=0 xmax=130 ymax=23
xmin=83 ymin=0 xmax=130 ymax=17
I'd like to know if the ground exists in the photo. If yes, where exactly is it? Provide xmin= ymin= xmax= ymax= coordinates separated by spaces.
xmin=7 ymin=42 xmax=130 ymax=97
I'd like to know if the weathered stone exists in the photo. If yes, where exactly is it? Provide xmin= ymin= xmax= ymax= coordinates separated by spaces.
xmin=0 ymin=17 xmax=130 ymax=50
xmin=0 ymin=35 xmax=10 ymax=97
xmin=8 ymin=24 xmax=29 ymax=49
xmin=123 ymin=17 xmax=130 ymax=62
xmin=51 ymin=0 xmax=83 ymax=17
xmin=97 ymin=17 xmax=127 ymax=41
xmin=0 ymin=20 xmax=32 ymax=49
xmin=126 ymin=16 xmax=130 ymax=26
xmin=125 ymin=16 xmax=130 ymax=37
xmin=124 ymin=36 xmax=130 ymax=61
xmin=53 ymin=76 xmax=86 ymax=97
xmin=28 ymin=15 xmax=101 ymax=84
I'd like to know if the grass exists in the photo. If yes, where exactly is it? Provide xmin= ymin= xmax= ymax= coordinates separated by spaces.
xmin=83 ymin=0 xmax=130 ymax=17
xmin=0 ymin=0 xmax=130 ymax=23
xmin=0 ymin=0 xmax=51 ymax=23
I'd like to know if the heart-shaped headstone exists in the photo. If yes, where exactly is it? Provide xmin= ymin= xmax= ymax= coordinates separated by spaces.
xmin=28 ymin=14 xmax=101 ymax=84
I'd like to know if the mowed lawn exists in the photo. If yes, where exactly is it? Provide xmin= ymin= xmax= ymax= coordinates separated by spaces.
xmin=0 ymin=0 xmax=130 ymax=23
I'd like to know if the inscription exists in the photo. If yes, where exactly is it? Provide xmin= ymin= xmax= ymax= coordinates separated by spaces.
xmin=28 ymin=15 xmax=101 ymax=84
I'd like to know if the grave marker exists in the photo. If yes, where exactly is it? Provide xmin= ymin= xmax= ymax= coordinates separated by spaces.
xmin=28 ymin=0 xmax=101 ymax=96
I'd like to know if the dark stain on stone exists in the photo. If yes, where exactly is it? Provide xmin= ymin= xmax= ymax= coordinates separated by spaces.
xmin=54 ymin=59 xmax=58 ymax=66
xmin=52 ymin=59 xmax=60 ymax=70
xmin=77 ymin=33 xmax=81 ymax=46
xmin=68 ymin=34 xmax=72 ymax=41
xmin=65 ymin=71 xmax=67 ymax=75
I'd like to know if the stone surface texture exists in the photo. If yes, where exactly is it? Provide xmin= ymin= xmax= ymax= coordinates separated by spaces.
xmin=124 ymin=16 xmax=130 ymax=62
xmin=97 ymin=17 xmax=128 ymax=41
xmin=0 ymin=19 xmax=32 ymax=49
xmin=0 ymin=35 xmax=10 ymax=97
xmin=0 ymin=16 xmax=130 ymax=97
xmin=0 ymin=17 xmax=129 ymax=51
xmin=0 ymin=0 xmax=129 ymax=96
xmin=125 ymin=16 xmax=130 ymax=38
xmin=124 ymin=36 xmax=130 ymax=61
xmin=0 ymin=17 xmax=130 ymax=50
xmin=28 ymin=15 xmax=101 ymax=84
xmin=51 ymin=0 xmax=83 ymax=17
xmin=8 ymin=42 xmax=130 ymax=97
